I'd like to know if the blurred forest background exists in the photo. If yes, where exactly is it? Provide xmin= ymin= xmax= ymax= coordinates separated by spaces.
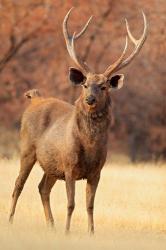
xmin=0 ymin=0 xmax=165 ymax=161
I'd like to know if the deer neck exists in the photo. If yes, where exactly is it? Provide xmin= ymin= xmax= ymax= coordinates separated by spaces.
xmin=74 ymin=98 xmax=111 ymax=146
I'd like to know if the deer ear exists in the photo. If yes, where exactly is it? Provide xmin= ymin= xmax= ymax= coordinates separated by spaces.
xmin=69 ymin=67 xmax=86 ymax=85
xmin=108 ymin=74 xmax=124 ymax=89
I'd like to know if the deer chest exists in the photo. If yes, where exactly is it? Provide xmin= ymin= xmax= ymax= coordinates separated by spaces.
xmin=69 ymin=144 xmax=107 ymax=180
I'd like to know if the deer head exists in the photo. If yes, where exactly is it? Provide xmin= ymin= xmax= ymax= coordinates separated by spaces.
xmin=63 ymin=8 xmax=147 ymax=111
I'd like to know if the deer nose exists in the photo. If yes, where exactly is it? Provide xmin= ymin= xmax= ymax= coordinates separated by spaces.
xmin=86 ymin=95 xmax=96 ymax=105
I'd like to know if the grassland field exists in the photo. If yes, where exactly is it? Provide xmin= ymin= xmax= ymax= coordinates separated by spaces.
xmin=0 ymin=157 xmax=166 ymax=250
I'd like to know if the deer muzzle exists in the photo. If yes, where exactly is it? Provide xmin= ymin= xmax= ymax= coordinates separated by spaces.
xmin=86 ymin=95 xmax=96 ymax=106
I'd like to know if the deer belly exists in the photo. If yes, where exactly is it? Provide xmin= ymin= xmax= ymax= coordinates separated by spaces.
xmin=36 ymin=148 xmax=65 ymax=179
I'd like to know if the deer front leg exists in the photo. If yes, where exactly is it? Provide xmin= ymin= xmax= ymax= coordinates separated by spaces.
xmin=86 ymin=175 xmax=100 ymax=234
xmin=65 ymin=175 xmax=75 ymax=233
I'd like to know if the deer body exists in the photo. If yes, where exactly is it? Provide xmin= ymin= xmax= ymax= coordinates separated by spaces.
xmin=9 ymin=92 xmax=110 ymax=232
xmin=22 ymin=94 xmax=109 ymax=180
xmin=9 ymin=8 xmax=147 ymax=234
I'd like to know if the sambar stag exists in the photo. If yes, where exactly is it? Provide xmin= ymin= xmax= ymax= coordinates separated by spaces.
xmin=9 ymin=8 xmax=147 ymax=234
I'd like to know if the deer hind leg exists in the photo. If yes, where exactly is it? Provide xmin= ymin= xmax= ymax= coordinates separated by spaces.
xmin=86 ymin=175 xmax=100 ymax=234
xmin=65 ymin=175 xmax=75 ymax=233
xmin=38 ymin=174 xmax=57 ymax=227
xmin=9 ymin=149 xmax=36 ymax=223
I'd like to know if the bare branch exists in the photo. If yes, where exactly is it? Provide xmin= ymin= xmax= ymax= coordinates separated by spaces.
xmin=95 ymin=41 xmax=110 ymax=72
xmin=82 ymin=4 xmax=112 ymax=62
xmin=0 ymin=0 xmax=50 ymax=74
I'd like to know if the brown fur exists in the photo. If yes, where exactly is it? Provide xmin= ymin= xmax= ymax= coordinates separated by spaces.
xmin=9 ymin=73 xmax=115 ymax=234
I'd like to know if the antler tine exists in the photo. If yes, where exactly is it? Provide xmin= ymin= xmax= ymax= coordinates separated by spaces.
xmin=63 ymin=7 xmax=73 ymax=40
xmin=126 ymin=11 xmax=147 ymax=45
xmin=75 ymin=15 xmax=93 ymax=40
xmin=104 ymin=36 xmax=128 ymax=77
xmin=104 ymin=11 xmax=147 ymax=76
xmin=125 ymin=18 xmax=137 ymax=45
xmin=116 ymin=11 xmax=148 ymax=71
xmin=63 ymin=7 xmax=91 ymax=74
xmin=63 ymin=7 xmax=92 ymax=40
xmin=70 ymin=32 xmax=83 ymax=69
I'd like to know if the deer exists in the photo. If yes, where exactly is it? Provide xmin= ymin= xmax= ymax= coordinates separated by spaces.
xmin=9 ymin=8 xmax=147 ymax=234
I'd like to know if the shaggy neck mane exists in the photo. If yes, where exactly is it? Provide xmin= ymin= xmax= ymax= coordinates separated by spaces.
xmin=75 ymin=97 xmax=111 ymax=144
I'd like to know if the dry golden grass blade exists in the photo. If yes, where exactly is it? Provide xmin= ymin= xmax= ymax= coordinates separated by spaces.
xmin=0 ymin=158 xmax=166 ymax=249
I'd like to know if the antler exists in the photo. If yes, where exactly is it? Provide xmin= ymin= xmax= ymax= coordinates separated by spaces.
xmin=104 ymin=37 xmax=128 ymax=77
xmin=104 ymin=11 xmax=148 ymax=77
xmin=63 ymin=7 xmax=92 ymax=75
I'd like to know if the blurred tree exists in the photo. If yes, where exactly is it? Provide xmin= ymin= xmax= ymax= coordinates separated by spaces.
xmin=0 ymin=0 xmax=165 ymax=161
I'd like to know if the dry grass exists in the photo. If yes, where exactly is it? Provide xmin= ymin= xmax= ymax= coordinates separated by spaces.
xmin=0 ymin=158 xmax=166 ymax=249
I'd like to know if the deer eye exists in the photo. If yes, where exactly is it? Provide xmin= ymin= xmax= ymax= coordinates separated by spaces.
xmin=83 ymin=85 xmax=88 ymax=88
xmin=101 ymin=86 xmax=106 ymax=90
